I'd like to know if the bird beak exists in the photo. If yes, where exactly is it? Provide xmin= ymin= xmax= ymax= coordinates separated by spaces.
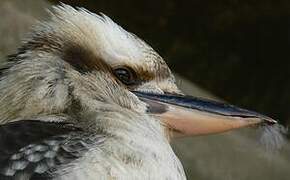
xmin=133 ymin=91 xmax=277 ymax=137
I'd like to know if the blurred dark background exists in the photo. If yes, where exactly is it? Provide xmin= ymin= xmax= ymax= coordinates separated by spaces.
xmin=48 ymin=0 xmax=290 ymax=126
xmin=1 ymin=1 xmax=290 ymax=179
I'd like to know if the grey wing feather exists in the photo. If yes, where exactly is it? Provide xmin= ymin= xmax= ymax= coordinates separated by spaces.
xmin=0 ymin=120 xmax=105 ymax=180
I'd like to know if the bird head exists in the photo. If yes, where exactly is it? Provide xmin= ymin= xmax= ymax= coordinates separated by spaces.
xmin=0 ymin=4 xmax=276 ymax=138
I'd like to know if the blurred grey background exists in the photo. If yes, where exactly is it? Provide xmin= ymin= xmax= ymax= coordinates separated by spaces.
xmin=0 ymin=0 xmax=290 ymax=179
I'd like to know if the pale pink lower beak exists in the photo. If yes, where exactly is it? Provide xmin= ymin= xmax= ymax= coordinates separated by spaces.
xmin=134 ymin=91 xmax=277 ymax=137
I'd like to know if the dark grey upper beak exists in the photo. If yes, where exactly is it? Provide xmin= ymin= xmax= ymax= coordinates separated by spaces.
xmin=133 ymin=91 xmax=277 ymax=136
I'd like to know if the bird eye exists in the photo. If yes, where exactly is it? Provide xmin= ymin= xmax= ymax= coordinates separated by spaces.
xmin=113 ymin=67 xmax=136 ymax=86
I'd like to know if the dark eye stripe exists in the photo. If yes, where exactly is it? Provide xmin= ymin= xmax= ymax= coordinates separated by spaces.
xmin=113 ymin=65 xmax=168 ymax=87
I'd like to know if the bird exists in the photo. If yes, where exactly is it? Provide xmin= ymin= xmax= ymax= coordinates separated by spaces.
xmin=0 ymin=4 xmax=277 ymax=180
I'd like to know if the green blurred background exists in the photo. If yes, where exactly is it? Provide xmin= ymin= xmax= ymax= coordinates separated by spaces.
xmin=1 ymin=0 xmax=290 ymax=179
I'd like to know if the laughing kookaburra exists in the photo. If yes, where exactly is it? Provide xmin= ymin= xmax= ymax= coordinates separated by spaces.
xmin=0 ymin=4 xmax=277 ymax=180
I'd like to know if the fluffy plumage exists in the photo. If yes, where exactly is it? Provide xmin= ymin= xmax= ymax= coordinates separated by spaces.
xmin=0 ymin=4 xmax=185 ymax=180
